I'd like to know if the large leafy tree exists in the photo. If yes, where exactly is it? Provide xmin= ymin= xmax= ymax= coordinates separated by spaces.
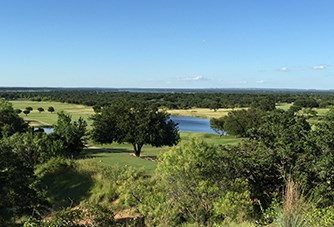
xmin=91 ymin=101 xmax=180 ymax=156
xmin=210 ymin=117 xmax=225 ymax=136
xmin=0 ymin=99 xmax=28 ymax=138
xmin=223 ymin=108 xmax=265 ymax=137
xmin=52 ymin=112 xmax=87 ymax=158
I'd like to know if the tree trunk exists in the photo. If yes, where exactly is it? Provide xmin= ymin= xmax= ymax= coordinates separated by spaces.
xmin=133 ymin=144 xmax=143 ymax=157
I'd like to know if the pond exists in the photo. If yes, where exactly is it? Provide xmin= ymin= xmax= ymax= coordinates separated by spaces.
xmin=34 ymin=127 xmax=54 ymax=134
xmin=170 ymin=116 xmax=216 ymax=134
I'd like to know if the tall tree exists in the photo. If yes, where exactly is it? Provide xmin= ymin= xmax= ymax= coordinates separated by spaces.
xmin=52 ymin=112 xmax=87 ymax=158
xmin=0 ymin=99 xmax=28 ymax=138
xmin=48 ymin=106 xmax=55 ymax=113
xmin=23 ymin=109 xmax=30 ymax=116
xmin=37 ymin=107 xmax=44 ymax=113
xmin=91 ymin=101 xmax=180 ymax=156
xmin=224 ymin=108 xmax=265 ymax=137
xmin=210 ymin=117 xmax=225 ymax=136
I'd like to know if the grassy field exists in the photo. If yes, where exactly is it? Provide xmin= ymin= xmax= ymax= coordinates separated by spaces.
xmin=11 ymin=100 xmax=94 ymax=126
xmin=276 ymin=102 xmax=293 ymax=111
xmin=84 ymin=132 xmax=242 ymax=175
xmin=12 ymin=101 xmax=244 ymax=126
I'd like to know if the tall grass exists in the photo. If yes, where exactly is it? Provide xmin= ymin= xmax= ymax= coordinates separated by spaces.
xmin=275 ymin=178 xmax=310 ymax=227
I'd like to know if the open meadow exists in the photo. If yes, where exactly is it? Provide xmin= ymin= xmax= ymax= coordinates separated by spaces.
xmin=11 ymin=100 xmax=94 ymax=127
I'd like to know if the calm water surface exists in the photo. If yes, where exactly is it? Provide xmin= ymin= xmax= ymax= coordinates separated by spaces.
xmin=170 ymin=116 xmax=216 ymax=134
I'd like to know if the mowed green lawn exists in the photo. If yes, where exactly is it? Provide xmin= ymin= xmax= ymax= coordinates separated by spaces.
xmin=84 ymin=133 xmax=242 ymax=175
xmin=11 ymin=100 xmax=94 ymax=127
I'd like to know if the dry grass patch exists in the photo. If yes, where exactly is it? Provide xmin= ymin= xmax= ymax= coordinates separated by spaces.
xmin=167 ymin=107 xmax=247 ymax=118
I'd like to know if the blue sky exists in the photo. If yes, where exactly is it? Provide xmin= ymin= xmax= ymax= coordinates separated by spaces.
xmin=1 ymin=0 xmax=334 ymax=89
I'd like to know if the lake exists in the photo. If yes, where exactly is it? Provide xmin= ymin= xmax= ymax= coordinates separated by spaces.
xmin=170 ymin=116 xmax=216 ymax=134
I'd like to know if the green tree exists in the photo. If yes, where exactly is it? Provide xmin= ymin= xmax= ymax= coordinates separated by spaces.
xmin=48 ymin=106 xmax=55 ymax=113
xmin=210 ymin=117 xmax=225 ymax=136
xmin=15 ymin=109 xmax=22 ymax=114
xmin=288 ymin=104 xmax=302 ymax=114
xmin=293 ymin=97 xmax=319 ymax=108
xmin=224 ymin=108 xmax=265 ymax=137
xmin=0 ymin=99 xmax=28 ymax=138
xmin=37 ymin=107 xmax=44 ymax=113
xmin=25 ymin=106 xmax=33 ymax=111
xmin=208 ymin=99 xmax=220 ymax=112
xmin=251 ymin=97 xmax=276 ymax=111
xmin=52 ymin=112 xmax=87 ymax=158
xmin=91 ymin=101 xmax=180 ymax=156
xmin=23 ymin=109 xmax=30 ymax=116
xmin=92 ymin=105 xmax=102 ymax=113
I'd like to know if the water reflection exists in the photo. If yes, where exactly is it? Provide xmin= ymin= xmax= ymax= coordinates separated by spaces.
xmin=170 ymin=116 xmax=216 ymax=134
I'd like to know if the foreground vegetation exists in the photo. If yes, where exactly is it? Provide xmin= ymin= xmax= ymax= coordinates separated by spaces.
xmin=3 ymin=89 xmax=334 ymax=226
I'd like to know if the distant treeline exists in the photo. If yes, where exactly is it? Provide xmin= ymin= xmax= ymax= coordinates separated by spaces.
xmin=1 ymin=88 xmax=334 ymax=109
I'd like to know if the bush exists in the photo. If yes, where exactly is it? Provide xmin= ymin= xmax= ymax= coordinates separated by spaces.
xmin=307 ymin=206 xmax=334 ymax=227
xmin=35 ymin=157 xmax=74 ymax=178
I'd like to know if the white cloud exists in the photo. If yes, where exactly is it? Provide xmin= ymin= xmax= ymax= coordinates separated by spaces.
xmin=312 ymin=64 xmax=328 ymax=70
xmin=278 ymin=67 xmax=289 ymax=72
xmin=256 ymin=80 xmax=265 ymax=84
xmin=178 ymin=75 xmax=207 ymax=81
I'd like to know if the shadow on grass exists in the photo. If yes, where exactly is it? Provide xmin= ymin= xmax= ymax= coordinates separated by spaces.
xmin=40 ymin=165 xmax=94 ymax=210
xmin=80 ymin=148 xmax=133 ymax=159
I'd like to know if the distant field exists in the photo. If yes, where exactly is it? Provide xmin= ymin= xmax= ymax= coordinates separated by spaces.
xmin=11 ymin=101 xmax=246 ymax=126
xmin=276 ymin=102 xmax=330 ymax=117
xmin=167 ymin=107 xmax=247 ymax=118
xmin=276 ymin=102 xmax=293 ymax=111
xmin=11 ymin=100 xmax=94 ymax=127
xmin=11 ymin=100 xmax=331 ymax=128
